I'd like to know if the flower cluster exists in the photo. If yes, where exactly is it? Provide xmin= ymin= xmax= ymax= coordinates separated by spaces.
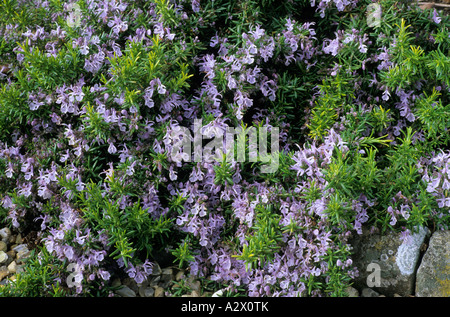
xmin=0 ymin=0 xmax=449 ymax=297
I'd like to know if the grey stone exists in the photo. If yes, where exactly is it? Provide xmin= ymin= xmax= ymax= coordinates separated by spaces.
xmin=15 ymin=233 xmax=22 ymax=245
xmin=212 ymin=289 xmax=224 ymax=297
xmin=0 ymin=251 xmax=8 ymax=264
xmin=149 ymin=275 xmax=161 ymax=287
xmin=15 ymin=246 xmax=31 ymax=263
xmin=0 ymin=228 xmax=11 ymax=242
xmin=0 ymin=266 xmax=9 ymax=281
xmin=175 ymin=270 xmax=186 ymax=281
xmin=154 ymin=286 xmax=165 ymax=297
xmin=344 ymin=286 xmax=359 ymax=297
xmin=7 ymin=261 xmax=16 ymax=273
xmin=151 ymin=262 xmax=162 ymax=276
xmin=350 ymin=226 xmax=429 ymax=296
xmin=361 ymin=288 xmax=380 ymax=297
xmin=415 ymin=230 xmax=450 ymax=297
xmin=115 ymin=285 xmax=137 ymax=297
xmin=187 ymin=276 xmax=201 ymax=293
xmin=139 ymin=286 xmax=154 ymax=297
xmin=0 ymin=241 xmax=7 ymax=253
xmin=12 ymin=244 xmax=28 ymax=253
xmin=161 ymin=268 xmax=173 ymax=279
xmin=190 ymin=290 xmax=200 ymax=297
xmin=111 ymin=277 xmax=121 ymax=288
xmin=122 ymin=277 xmax=139 ymax=293
xmin=159 ymin=268 xmax=174 ymax=288
xmin=4 ymin=251 xmax=14 ymax=266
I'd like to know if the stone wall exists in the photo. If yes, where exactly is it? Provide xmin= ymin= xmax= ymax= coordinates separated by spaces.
xmin=350 ymin=228 xmax=450 ymax=297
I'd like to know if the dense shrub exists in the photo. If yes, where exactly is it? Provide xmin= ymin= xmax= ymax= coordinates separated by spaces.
xmin=0 ymin=0 xmax=448 ymax=296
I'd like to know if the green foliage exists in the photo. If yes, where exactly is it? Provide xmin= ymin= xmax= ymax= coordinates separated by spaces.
xmin=0 ymin=248 xmax=68 ymax=297
xmin=233 ymin=203 xmax=283 ymax=271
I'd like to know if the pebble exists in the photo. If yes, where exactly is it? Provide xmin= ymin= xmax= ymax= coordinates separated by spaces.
xmin=12 ymin=244 xmax=28 ymax=253
xmin=160 ymin=268 xmax=174 ymax=288
xmin=175 ymin=270 xmax=185 ymax=281
xmin=154 ymin=286 xmax=165 ymax=297
xmin=115 ymin=285 xmax=137 ymax=297
xmin=0 ymin=241 xmax=7 ymax=253
xmin=15 ymin=234 xmax=22 ymax=245
xmin=362 ymin=288 xmax=380 ymax=297
xmin=111 ymin=277 xmax=121 ymax=288
xmin=190 ymin=290 xmax=200 ymax=297
xmin=0 ymin=228 xmax=11 ymax=242
xmin=122 ymin=277 xmax=139 ymax=293
xmin=151 ymin=262 xmax=162 ymax=276
xmin=149 ymin=275 xmax=161 ymax=287
xmin=0 ymin=251 xmax=8 ymax=265
xmin=139 ymin=286 xmax=155 ymax=297
xmin=11 ymin=244 xmax=30 ymax=263
xmin=7 ymin=261 xmax=17 ymax=274
xmin=0 ymin=267 xmax=8 ymax=281
xmin=345 ymin=286 xmax=359 ymax=297
xmin=212 ymin=289 xmax=224 ymax=297
xmin=187 ymin=276 xmax=201 ymax=294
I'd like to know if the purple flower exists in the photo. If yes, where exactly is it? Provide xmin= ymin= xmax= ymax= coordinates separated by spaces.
xmin=250 ymin=25 xmax=265 ymax=40
xmin=75 ymin=229 xmax=89 ymax=245
xmin=108 ymin=15 xmax=128 ymax=34
xmin=5 ymin=161 xmax=14 ymax=178
xmin=432 ymin=9 xmax=441 ymax=24
xmin=84 ymin=50 xmax=105 ymax=73
xmin=98 ymin=269 xmax=111 ymax=281
xmin=199 ymin=54 xmax=216 ymax=79
xmin=191 ymin=0 xmax=200 ymax=13
xmin=108 ymin=141 xmax=117 ymax=154
xmin=323 ymin=38 xmax=340 ymax=56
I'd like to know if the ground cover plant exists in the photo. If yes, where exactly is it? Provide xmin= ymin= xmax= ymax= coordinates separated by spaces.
xmin=0 ymin=0 xmax=448 ymax=297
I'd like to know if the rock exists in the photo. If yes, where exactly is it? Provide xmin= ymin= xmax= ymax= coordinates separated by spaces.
xmin=12 ymin=244 xmax=28 ymax=253
xmin=151 ymin=262 xmax=162 ymax=276
xmin=190 ymin=290 xmax=200 ymax=297
xmin=0 ymin=266 xmax=9 ymax=281
xmin=212 ymin=289 xmax=224 ymax=297
xmin=361 ymin=288 xmax=380 ymax=297
xmin=15 ymin=233 xmax=22 ymax=245
xmin=154 ymin=286 xmax=165 ymax=297
xmin=0 ymin=241 xmax=7 ymax=253
xmin=175 ymin=270 xmax=186 ymax=281
xmin=415 ymin=230 xmax=450 ymax=297
xmin=0 ymin=251 xmax=8 ymax=265
xmin=7 ymin=261 xmax=16 ymax=274
xmin=350 ymin=226 xmax=429 ymax=296
xmin=15 ymin=246 xmax=31 ymax=263
xmin=160 ymin=268 xmax=174 ymax=288
xmin=161 ymin=268 xmax=173 ymax=279
xmin=4 ymin=251 xmax=14 ymax=266
xmin=115 ymin=285 xmax=137 ymax=297
xmin=149 ymin=275 xmax=161 ymax=287
xmin=6 ymin=250 xmax=16 ymax=260
xmin=345 ymin=286 xmax=359 ymax=297
xmin=122 ymin=277 xmax=139 ymax=293
xmin=111 ymin=277 xmax=121 ymax=288
xmin=0 ymin=228 xmax=11 ymax=242
xmin=187 ymin=276 xmax=201 ymax=294
xmin=139 ymin=286 xmax=154 ymax=297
